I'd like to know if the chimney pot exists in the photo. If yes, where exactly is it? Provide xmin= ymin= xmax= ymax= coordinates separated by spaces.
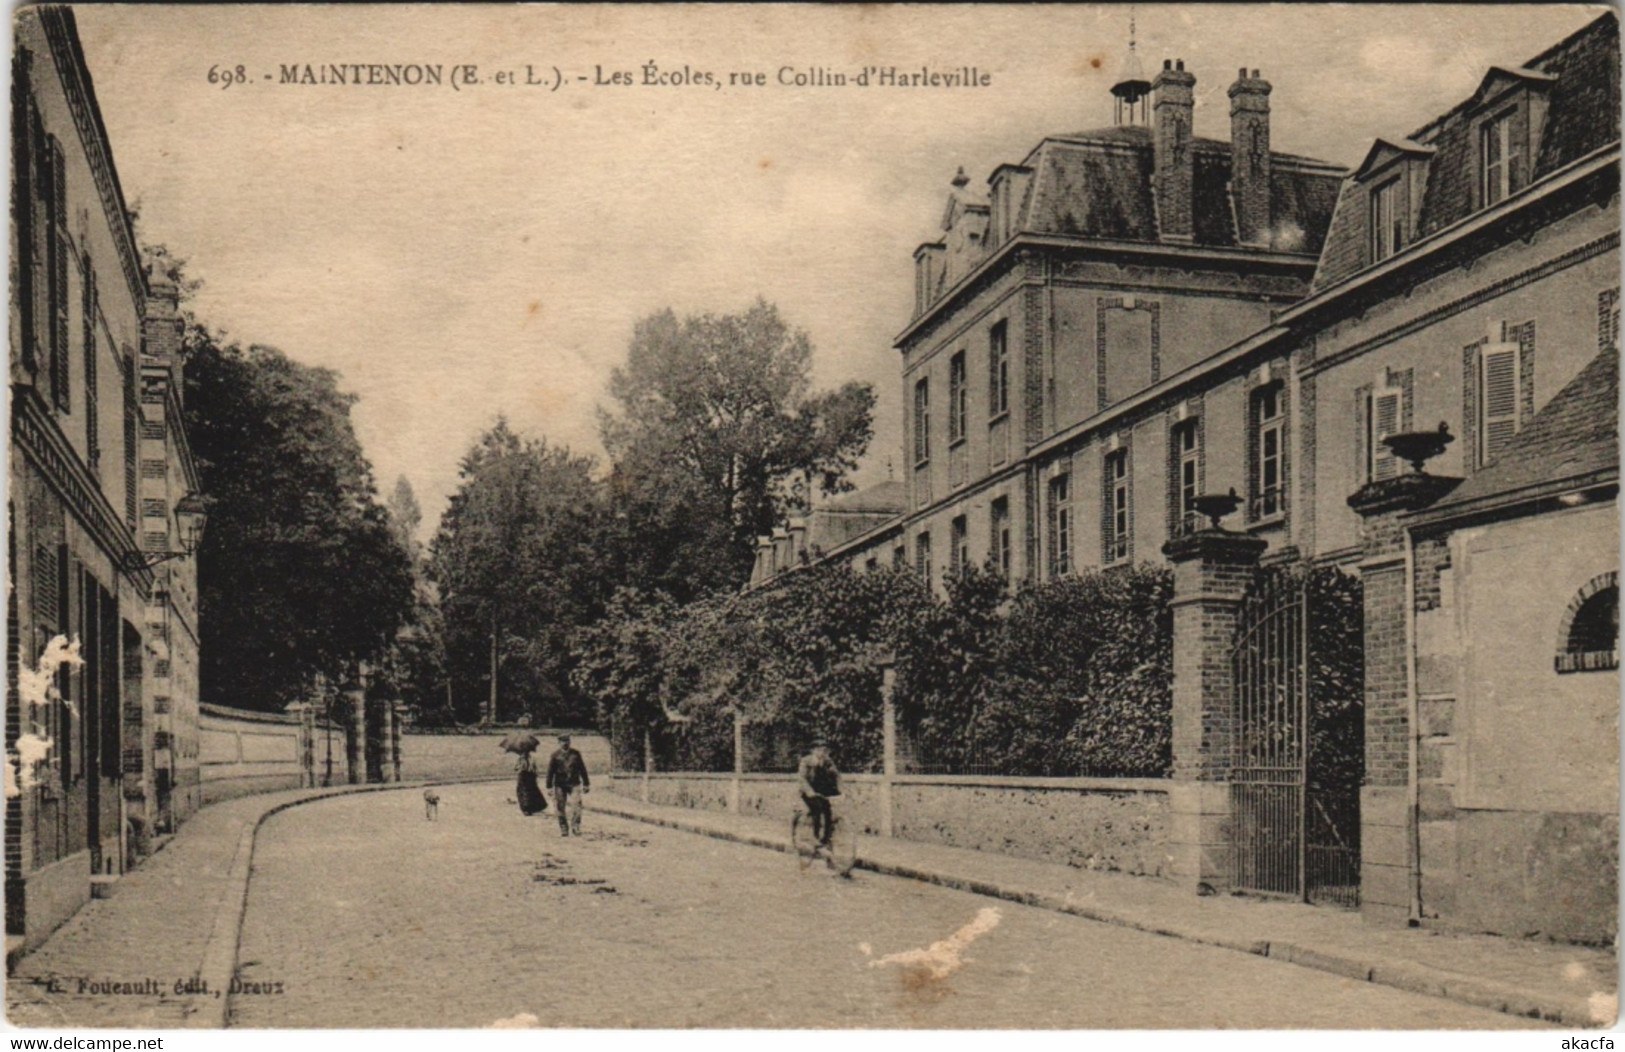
xmin=1163 ymin=59 xmax=1171 ymax=70
xmin=1239 ymin=67 xmax=1247 ymax=78
xmin=1229 ymin=67 xmax=1273 ymax=247
xmin=1152 ymin=60 xmax=1197 ymax=241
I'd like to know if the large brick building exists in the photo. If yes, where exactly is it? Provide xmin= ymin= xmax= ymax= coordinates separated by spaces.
xmin=8 ymin=8 xmax=205 ymax=950
xmin=754 ymin=13 xmax=1619 ymax=941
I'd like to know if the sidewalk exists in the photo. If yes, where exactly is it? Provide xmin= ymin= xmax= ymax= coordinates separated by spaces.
xmin=589 ymin=792 xmax=1620 ymax=1029
xmin=5 ymin=780 xmax=485 ymax=1030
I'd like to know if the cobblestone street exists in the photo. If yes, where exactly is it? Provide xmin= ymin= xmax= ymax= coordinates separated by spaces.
xmin=230 ymin=785 xmax=1533 ymax=1029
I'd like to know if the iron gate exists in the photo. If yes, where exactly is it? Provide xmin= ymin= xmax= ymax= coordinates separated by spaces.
xmin=1230 ymin=567 xmax=1363 ymax=906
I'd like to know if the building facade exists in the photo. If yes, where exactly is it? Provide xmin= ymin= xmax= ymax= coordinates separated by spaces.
xmin=771 ymin=14 xmax=1618 ymax=941
xmin=8 ymin=8 xmax=204 ymax=950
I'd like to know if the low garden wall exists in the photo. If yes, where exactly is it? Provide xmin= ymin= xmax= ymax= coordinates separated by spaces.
xmin=606 ymin=771 xmax=1171 ymax=877
xmin=400 ymin=731 xmax=611 ymax=783
xmin=199 ymin=704 xmax=306 ymax=805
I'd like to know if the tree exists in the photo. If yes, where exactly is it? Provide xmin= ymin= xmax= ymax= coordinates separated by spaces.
xmin=385 ymin=475 xmax=423 ymax=556
xmin=183 ymin=335 xmax=416 ymax=712
xmin=599 ymin=299 xmax=875 ymax=597
xmin=430 ymin=419 xmax=608 ymax=726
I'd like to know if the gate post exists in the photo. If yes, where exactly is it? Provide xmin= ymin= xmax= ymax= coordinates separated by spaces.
xmin=1163 ymin=527 xmax=1266 ymax=891
xmin=1348 ymin=472 xmax=1460 ymax=926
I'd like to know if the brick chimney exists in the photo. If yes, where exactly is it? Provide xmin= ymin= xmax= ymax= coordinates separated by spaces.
xmin=141 ymin=264 xmax=186 ymax=401
xmin=1229 ymin=68 xmax=1273 ymax=247
xmin=1153 ymin=59 xmax=1196 ymax=242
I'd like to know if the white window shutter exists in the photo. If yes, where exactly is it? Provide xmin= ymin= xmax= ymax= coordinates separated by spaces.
xmin=1480 ymin=343 xmax=1519 ymax=466
xmin=1372 ymin=389 xmax=1402 ymax=480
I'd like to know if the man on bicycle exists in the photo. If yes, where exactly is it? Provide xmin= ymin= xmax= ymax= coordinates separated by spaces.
xmin=797 ymin=738 xmax=841 ymax=848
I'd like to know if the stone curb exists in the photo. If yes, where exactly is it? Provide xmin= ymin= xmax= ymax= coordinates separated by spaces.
xmin=185 ymin=776 xmax=506 ymax=1029
xmin=587 ymin=798 xmax=1601 ymax=1028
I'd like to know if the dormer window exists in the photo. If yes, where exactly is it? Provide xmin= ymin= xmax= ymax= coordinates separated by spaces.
xmin=1352 ymin=138 xmax=1432 ymax=270
xmin=1369 ymin=177 xmax=1404 ymax=263
xmin=1480 ymin=107 xmax=1520 ymax=207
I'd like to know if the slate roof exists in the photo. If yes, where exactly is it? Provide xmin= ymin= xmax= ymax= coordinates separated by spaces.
xmin=1315 ymin=12 xmax=1620 ymax=291
xmin=1019 ymin=125 xmax=1344 ymax=253
xmin=1418 ymin=347 xmax=1619 ymax=524
xmin=818 ymin=480 xmax=905 ymax=515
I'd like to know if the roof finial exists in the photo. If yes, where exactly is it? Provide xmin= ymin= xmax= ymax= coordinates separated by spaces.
xmin=1111 ymin=5 xmax=1152 ymax=124
xmin=951 ymin=166 xmax=969 ymax=189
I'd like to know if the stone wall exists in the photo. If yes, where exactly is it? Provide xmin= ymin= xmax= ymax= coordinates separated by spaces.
xmin=197 ymin=712 xmax=612 ymax=804
xmin=608 ymin=772 xmax=1171 ymax=876
xmin=400 ymin=731 xmax=611 ymax=785
xmin=198 ymin=704 xmax=306 ymax=805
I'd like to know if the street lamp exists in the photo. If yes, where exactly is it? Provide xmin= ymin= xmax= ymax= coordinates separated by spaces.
xmin=120 ymin=492 xmax=211 ymax=572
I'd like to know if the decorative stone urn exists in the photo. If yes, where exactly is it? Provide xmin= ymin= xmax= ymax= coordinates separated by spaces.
xmin=1190 ymin=488 xmax=1242 ymax=530
xmin=1383 ymin=422 xmax=1454 ymax=474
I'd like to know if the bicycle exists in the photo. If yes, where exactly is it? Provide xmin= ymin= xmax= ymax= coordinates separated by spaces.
xmin=790 ymin=800 xmax=857 ymax=877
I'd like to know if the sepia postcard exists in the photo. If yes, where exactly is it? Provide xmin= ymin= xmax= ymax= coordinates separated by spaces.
xmin=3 ymin=2 xmax=1620 ymax=1042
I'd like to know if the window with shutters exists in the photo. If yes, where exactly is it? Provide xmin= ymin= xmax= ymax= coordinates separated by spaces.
xmin=123 ymin=354 xmax=139 ymax=528
xmin=912 ymin=377 xmax=930 ymax=465
xmin=47 ymin=135 xmax=69 ymax=414
xmin=990 ymin=497 xmax=1011 ymax=580
xmin=1361 ymin=379 xmax=1405 ymax=483
xmin=1601 ymin=288 xmax=1620 ymax=352
xmin=1478 ymin=342 xmax=1520 ymax=467
xmin=83 ymin=259 xmax=99 ymax=470
xmin=950 ymin=515 xmax=969 ymax=577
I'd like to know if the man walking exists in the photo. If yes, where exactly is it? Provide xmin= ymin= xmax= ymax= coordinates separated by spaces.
xmin=545 ymin=733 xmax=590 ymax=836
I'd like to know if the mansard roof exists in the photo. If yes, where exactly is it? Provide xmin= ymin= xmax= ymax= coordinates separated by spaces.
xmin=1315 ymin=11 xmax=1620 ymax=292
xmin=1012 ymin=125 xmax=1343 ymax=253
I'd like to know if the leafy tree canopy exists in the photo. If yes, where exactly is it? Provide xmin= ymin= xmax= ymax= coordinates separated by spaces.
xmin=599 ymin=299 xmax=875 ymax=598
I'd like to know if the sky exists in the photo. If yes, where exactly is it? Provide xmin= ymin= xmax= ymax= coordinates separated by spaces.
xmin=71 ymin=3 xmax=1607 ymax=538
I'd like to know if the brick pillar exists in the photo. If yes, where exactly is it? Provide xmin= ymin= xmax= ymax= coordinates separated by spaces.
xmin=879 ymin=662 xmax=897 ymax=839
xmin=344 ymin=682 xmax=366 ymax=785
xmin=1347 ymin=472 xmax=1460 ymax=926
xmin=1162 ymin=528 xmax=1266 ymax=890
xmin=391 ymin=702 xmax=407 ymax=782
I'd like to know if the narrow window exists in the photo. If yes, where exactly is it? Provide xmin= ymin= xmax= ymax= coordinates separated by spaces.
xmin=83 ymin=261 xmax=99 ymax=470
xmin=913 ymin=377 xmax=930 ymax=464
xmin=1104 ymin=452 xmax=1131 ymax=563
xmin=950 ymin=515 xmax=968 ymax=576
xmin=1480 ymin=109 xmax=1519 ymax=207
xmin=914 ymin=531 xmax=933 ymax=582
xmin=1252 ymin=385 xmax=1285 ymax=519
xmin=1173 ymin=420 xmax=1201 ymax=535
xmin=892 ymin=545 xmax=906 ymax=569
xmin=988 ymin=321 xmax=1009 ymax=418
xmin=1369 ymin=177 xmax=1403 ymax=263
xmin=948 ymin=351 xmax=967 ymax=444
xmin=1048 ymin=474 xmax=1072 ymax=577
xmin=990 ymin=497 xmax=1011 ymax=579
xmin=46 ymin=135 xmax=69 ymax=414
